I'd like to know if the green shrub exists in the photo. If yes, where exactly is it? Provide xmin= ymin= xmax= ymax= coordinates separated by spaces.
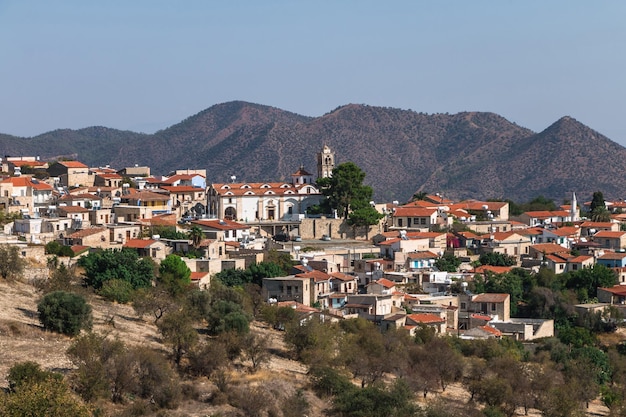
xmin=37 ymin=291 xmax=92 ymax=336
xmin=98 ymin=279 xmax=135 ymax=303
xmin=7 ymin=361 xmax=62 ymax=392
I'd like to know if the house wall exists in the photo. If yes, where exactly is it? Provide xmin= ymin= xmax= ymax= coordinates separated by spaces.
xmin=262 ymin=277 xmax=314 ymax=306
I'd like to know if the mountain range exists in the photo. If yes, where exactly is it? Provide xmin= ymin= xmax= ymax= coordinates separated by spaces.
xmin=2 ymin=101 xmax=625 ymax=204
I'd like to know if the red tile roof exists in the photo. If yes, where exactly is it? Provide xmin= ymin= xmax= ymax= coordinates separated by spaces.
xmin=522 ymin=210 xmax=570 ymax=218
xmin=211 ymin=182 xmax=317 ymax=197
xmin=296 ymin=269 xmax=330 ymax=282
xmin=67 ymin=227 xmax=107 ymax=239
xmin=473 ymin=265 xmax=513 ymax=274
xmin=594 ymin=231 xmax=626 ymax=238
xmin=471 ymin=313 xmax=493 ymax=321
xmin=392 ymin=207 xmax=437 ymax=217
xmin=372 ymin=278 xmax=396 ymax=289
xmin=530 ymin=243 xmax=571 ymax=254
xmin=192 ymin=219 xmax=249 ymax=231
xmin=58 ymin=160 xmax=88 ymax=168
xmin=472 ymin=293 xmax=509 ymax=303
xmin=1 ymin=176 xmax=53 ymax=190
xmin=406 ymin=251 xmax=439 ymax=259
xmin=58 ymin=206 xmax=89 ymax=213
xmin=599 ymin=251 xmax=626 ymax=260
xmin=329 ymin=272 xmax=356 ymax=281
xmin=190 ymin=272 xmax=210 ymax=281
xmin=407 ymin=313 xmax=445 ymax=324
xmin=124 ymin=239 xmax=157 ymax=249
xmin=479 ymin=325 xmax=502 ymax=337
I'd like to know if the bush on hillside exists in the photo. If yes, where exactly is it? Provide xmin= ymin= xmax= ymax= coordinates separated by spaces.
xmin=37 ymin=291 xmax=92 ymax=336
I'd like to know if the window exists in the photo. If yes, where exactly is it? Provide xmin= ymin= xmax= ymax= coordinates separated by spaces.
xmin=491 ymin=303 xmax=496 ymax=311
xmin=421 ymin=218 xmax=426 ymax=225
xmin=461 ymin=302 xmax=466 ymax=310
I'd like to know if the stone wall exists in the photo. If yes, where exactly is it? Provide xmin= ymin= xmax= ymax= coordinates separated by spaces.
xmin=299 ymin=218 xmax=381 ymax=241
xmin=23 ymin=267 xmax=49 ymax=283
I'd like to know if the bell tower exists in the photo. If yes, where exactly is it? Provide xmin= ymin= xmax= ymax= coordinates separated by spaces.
xmin=317 ymin=144 xmax=335 ymax=180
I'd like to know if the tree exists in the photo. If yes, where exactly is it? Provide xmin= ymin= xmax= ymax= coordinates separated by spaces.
xmin=281 ymin=389 xmax=310 ymax=417
xmin=317 ymin=162 xmax=374 ymax=219
xmin=590 ymin=191 xmax=606 ymax=213
xmin=132 ymin=286 xmax=178 ymax=323
xmin=485 ymin=270 xmax=524 ymax=316
xmin=242 ymin=332 xmax=271 ymax=371
xmin=37 ymin=291 xmax=92 ymax=336
xmin=566 ymin=264 xmax=617 ymax=302
xmin=0 ymin=244 xmax=25 ymax=280
xmin=479 ymin=252 xmax=516 ymax=267
xmin=0 ymin=377 xmax=91 ymax=417
xmin=7 ymin=361 xmax=62 ymax=393
xmin=434 ymin=253 xmax=462 ymax=272
xmin=264 ymin=249 xmax=294 ymax=274
xmin=78 ymin=248 xmax=154 ymax=290
xmin=187 ymin=225 xmax=204 ymax=247
xmin=340 ymin=319 xmax=389 ymax=386
xmin=421 ymin=338 xmax=464 ymax=391
xmin=206 ymin=300 xmax=250 ymax=335
xmin=98 ymin=279 xmax=135 ymax=303
xmin=157 ymin=310 xmax=198 ymax=366
xmin=347 ymin=204 xmax=384 ymax=239
xmin=66 ymin=332 xmax=125 ymax=402
xmin=158 ymin=254 xmax=192 ymax=296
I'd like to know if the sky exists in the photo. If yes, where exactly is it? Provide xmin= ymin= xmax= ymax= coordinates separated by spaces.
xmin=1 ymin=1 xmax=625 ymax=145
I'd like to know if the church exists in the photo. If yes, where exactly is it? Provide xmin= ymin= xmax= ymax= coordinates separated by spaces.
xmin=206 ymin=146 xmax=335 ymax=222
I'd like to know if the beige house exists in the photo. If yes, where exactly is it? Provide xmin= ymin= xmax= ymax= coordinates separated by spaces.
xmin=449 ymin=200 xmax=510 ymax=221
xmin=48 ymin=160 xmax=91 ymax=187
xmin=344 ymin=293 xmax=395 ymax=321
xmin=593 ymin=231 xmax=626 ymax=251
xmin=389 ymin=207 xmax=438 ymax=231
xmin=479 ymin=231 xmax=530 ymax=258
xmin=406 ymin=313 xmax=447 ymax=334
xmin=64 ymin=227 xmax=108 ymax=247
xmin=114 ymin=190 xmax=171 ymax=221
xmin=191 ymin=219 xmax=250 ymax=242
xmin=57 ymin=206 xmax=91 ymax=230
xmin=0 ymin=176 xmax=54 ymax=216
xmin=262 ymin=275 xmax=315 ymax=306
xmin=123 ymin=238 xmax=169 ymax=261
xmin=459 ymin=293 xmax=511 ymax=327
xmin=161 ymin=185 xmax=206 ymax=218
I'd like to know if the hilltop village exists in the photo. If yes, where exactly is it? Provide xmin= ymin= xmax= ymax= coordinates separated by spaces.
xmin=6 ymin=146 xmax=626 ymax=417
xmin=2 ymin=146 xmax=626 ymax=415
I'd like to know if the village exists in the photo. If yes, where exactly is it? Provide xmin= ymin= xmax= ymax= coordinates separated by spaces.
xmin=2 ymin=146 xmax=626 ymax=342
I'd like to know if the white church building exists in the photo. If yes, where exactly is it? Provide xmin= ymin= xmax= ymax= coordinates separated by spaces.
xmin=206 ymin=146 xmax=334 ymax=222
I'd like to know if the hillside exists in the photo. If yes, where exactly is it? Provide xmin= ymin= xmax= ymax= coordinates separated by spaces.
xmin=2 ymin=101 xmax=626 ymax=203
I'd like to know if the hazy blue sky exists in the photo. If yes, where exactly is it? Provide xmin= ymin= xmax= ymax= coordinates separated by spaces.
xmin=1 ymin=1 xmax=625 ymax=145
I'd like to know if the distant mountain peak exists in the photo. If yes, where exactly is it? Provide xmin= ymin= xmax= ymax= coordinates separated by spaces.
xmin=1 ymin=103 xmax=625 ymax=203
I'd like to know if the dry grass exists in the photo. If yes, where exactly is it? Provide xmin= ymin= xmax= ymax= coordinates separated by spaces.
xmin=0 ymin=277 xmax=613 ymax=416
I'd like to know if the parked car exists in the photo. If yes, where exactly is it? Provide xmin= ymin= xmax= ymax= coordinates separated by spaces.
xmin=293 ymin=235 xmax=302 ymax=242
xmin=321 ymin=235 xmax=331 ymax=241
xmin=273 ymin=233 xmax=290 ymax=242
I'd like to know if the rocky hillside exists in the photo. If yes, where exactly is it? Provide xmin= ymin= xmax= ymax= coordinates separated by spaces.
xmin=2 ymin=101 xmax=625 ymax=203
